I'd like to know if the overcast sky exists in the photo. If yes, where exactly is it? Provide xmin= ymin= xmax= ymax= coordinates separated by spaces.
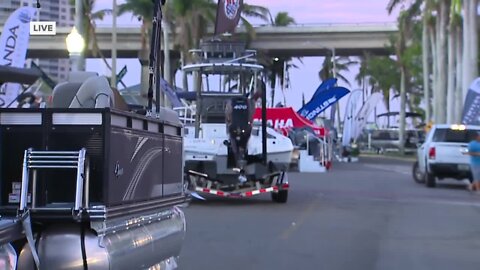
xmin=87 ymin=0 xmax=400 ymax=119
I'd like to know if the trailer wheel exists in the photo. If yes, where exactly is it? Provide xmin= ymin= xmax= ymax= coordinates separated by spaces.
xmin=272 ymin=190 xmax=288 ymax=203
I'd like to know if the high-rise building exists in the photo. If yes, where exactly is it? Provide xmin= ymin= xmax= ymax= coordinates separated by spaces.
xmin=0 ymin=0 xmax=74 ymax=82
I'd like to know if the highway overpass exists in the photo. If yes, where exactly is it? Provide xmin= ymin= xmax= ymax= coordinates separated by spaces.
xmin=0 ymin=23 xmax=398 ymax=59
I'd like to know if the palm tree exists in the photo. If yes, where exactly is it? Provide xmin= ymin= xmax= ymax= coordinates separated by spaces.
xmin=118 ymin=0 xmax=155 ymax=99
xmin=421 ymin=1 xmax=432 ymax=123
xmin=239 ymin=3 xmax=271 ymax=39
xmin=361 ymin=54 xmax=401 ymax=127
xmin=462 ymin=0 xmax=479 ymax=110
xmin=318 ymin=55 xmax=357 ymax=86
xmin=318 ymin=53 xmax=357 ymax=131
xmin=451 ymin=0 xmax=463 ymax=122
xmin=355 ymin=54 xmax=369 ymax=103
xmin=265 ymin=57 xmax=299 ymax=106
xmin=262 ymin=11 xmax=297 ymax=106
xmin=448 ymin=0 xmax=462 ymax=123
xmin=70 ymin=0 xmax=112 ymax=70
xmin=387 ymin=0 xmax=424 ymax=154
xmin=166 ymin=0 xmax=216 ymax=91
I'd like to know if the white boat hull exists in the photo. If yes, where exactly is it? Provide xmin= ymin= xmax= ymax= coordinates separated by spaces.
xmin=183 ymin=124 xmax=293 ymax=182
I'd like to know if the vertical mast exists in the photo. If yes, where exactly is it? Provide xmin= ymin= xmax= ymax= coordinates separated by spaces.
xmin=147 ymin=0 xmax=164 ymax=116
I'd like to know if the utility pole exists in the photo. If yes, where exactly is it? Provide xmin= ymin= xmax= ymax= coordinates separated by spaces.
xmin=74 ymin=0 xmax=85 ymax=71
xmin=111 ymin=0 xmax=117 ymax=88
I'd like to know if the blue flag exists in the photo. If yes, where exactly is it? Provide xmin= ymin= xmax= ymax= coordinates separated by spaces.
xmin=160 ymin=78 xmax=184 ymax=108
xmin=298 ymin=87 xmax=350 ymax=121
xmin=312 ymin=78 xmax=337 ymax=100
xmin=462 ymin=78 xmax=480 ymax=125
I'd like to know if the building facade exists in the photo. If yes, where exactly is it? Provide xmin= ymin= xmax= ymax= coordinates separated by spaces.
xmin=0 ymin=0 xmax=74 ymax=82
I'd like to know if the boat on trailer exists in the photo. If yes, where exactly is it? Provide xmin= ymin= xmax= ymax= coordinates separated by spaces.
xmin=0 ymin=0 xmax=188 ymax=269
xmin=175 ymin=40 xmax=291 ymax=203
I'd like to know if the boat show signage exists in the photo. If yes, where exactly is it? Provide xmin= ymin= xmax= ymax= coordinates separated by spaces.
xmin=342 ymin=89 xmax=363 ymax=146
xmin=0 ymin=7 xmax=37 ymax=107
xmin=461 ymin=77 xmax=480 ymax=125
xmin=252 ymin=107 xmax=326 ymax=137
xmin=298 ymin=87 xmax=350 ymax=121
xmin=214 ymin=0 xmax=244 ymax=35
xmin=311 ymin=78 xmax=337 ymax=100
xmin=353 ymin=92 xmax=383 ymax=139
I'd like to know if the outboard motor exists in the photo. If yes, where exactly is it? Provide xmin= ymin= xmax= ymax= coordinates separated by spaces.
xmin=225 ymin=97 xmax=253 ymax=181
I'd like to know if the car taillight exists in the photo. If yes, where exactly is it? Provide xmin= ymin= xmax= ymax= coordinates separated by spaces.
xmin=429 ymin=147 xmax=436 ymax=159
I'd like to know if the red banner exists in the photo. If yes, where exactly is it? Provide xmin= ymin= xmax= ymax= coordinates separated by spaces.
xmin=253 ymin=107 xmax=327 ymax=137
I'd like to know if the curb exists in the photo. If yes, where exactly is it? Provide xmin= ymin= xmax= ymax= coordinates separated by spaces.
xmin=360 ymin=154 xmax=416 ymax=162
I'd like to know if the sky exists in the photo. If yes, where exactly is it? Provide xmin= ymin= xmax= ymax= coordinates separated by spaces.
xmin=86 ymin=0 xmax=401 ymax=124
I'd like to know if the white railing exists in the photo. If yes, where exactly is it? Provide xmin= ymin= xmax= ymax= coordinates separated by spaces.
xmin=305 ymin=133 xmax=332 ymax=168
xmin=173 ymin=106 xmax=196 ymax=125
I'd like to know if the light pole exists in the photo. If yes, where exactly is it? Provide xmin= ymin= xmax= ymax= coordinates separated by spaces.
xmin=66 ymin=27 xmax=85 ymax=72
xmin=111 ymin=0 xmax=117 ymax=88
xmin=74 ymin=0 xmax=85 ymax=71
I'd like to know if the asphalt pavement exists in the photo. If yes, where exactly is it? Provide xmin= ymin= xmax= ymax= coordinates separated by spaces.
xmin=179 ymin=156 xmax=480 ymax=270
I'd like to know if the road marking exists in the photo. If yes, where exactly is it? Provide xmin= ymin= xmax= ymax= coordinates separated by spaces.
xmin=280 ymin=196 xmax=320 ymax=240
xmin=357 ymin=195 xmax=480 ymax=207
xmin=363 ymin=164 xmax=410 ymax=175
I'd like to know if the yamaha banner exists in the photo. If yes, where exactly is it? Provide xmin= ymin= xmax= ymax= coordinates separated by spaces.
xmin=0 ymin=7 xmax=36 ymax=107
xmin=298 ymin=87 xmax=350 ymax=121
xmin=461 ymin=77 xmax=480 ymax=125
xmin=252 ymin=107 xmax=326 ymax=137
xmin=214 ymin=0 xmax=244 ymax=35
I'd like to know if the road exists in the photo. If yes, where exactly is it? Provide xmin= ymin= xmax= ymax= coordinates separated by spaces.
xmin=179 ymin=157 xmax=480 ymax=270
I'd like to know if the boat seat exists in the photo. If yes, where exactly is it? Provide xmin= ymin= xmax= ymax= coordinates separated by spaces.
xmin=51 ymin=72 xmax=98 ymax=108
xmin=69 ymin=76 xmax=114 ymax=109
xmin=51 ymin=82 xmax=83 ymax=108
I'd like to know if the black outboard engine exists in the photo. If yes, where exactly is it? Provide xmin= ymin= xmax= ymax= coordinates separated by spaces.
xmin=225 ymin=97 xmax=253 ymax=181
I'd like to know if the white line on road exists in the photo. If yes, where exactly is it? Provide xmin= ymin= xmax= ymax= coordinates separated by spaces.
xmin=363 ymin=164 xmax=410 ymax=175
xmin=361 ymin=195 xmax=480 ymax=208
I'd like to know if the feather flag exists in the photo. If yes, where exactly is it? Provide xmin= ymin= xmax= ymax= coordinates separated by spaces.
xmin=0 ymin=7 xmax=37 ymax=107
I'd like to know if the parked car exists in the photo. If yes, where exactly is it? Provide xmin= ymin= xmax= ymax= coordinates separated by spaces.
xmin=357 ymin=128 xmax=425 ymax=153
xmin=415 ymin=124 xmax=480 ymax=187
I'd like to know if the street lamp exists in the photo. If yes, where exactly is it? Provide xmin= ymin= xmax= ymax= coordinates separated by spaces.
xmin=66 ymin=27 xmax=85 ymax=72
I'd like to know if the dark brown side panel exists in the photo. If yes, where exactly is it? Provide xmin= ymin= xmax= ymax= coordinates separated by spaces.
xmin=163 ymin=134 xmax=183 ymax=196
xmin=107 ymin=127 xmax=166 ymax=206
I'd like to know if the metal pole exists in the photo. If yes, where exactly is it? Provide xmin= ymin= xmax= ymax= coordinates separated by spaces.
xmin=111 ymin=0 xmax=117 ymax=88
xmin=163 ymin=17 xmax=171 ymax=83
xmin=162 ymin=17 xmax=171 ymax=107
xmin=261 ymin=72 xmax=267 ymax=165
xmin=282 ymin=60 xmax=287 ymax=105
xmin=74 ymin=0 xmax=85 ymax=71
xmin=332 ymin=48 xmax=342 ymax=136
xmin=332 ymin=48 xmax=337 ymax=79
xmin=70 ymin=54 xmax=79 ymax=72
